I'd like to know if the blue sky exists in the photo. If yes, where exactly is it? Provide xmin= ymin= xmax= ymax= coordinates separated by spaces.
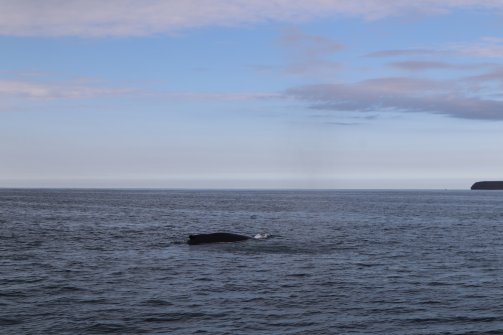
xmin=2 ymin=1 xmax=503 ymax=189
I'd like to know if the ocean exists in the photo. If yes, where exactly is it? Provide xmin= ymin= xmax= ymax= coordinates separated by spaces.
xmin=2 ymin=189 xmax=503 ymax=334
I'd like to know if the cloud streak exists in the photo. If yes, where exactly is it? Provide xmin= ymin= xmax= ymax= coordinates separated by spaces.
xmin=0 ymin=79 xmax=137 ymax=99
xmin=366 ymin=49 xmax=442 ymax=58
xmin=0 ymin=78 xmax=279 ymax=104
xmin=2 ymin=1 xmax=503 ymax=37
xmin=367 ymin=37 xmax=503 ymax=60
xmin=158 ymin=91 xmax=280 ymax=102
xmin=389 ymin=61 xmax=488 ymax=71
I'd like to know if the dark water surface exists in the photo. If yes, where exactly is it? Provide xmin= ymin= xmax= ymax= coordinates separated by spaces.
xmin=2 ymin=189 xmax=503 ymax=334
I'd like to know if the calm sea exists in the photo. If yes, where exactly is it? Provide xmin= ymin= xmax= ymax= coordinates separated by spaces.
xmin=2 ymin=189 xmax=503 ymax=334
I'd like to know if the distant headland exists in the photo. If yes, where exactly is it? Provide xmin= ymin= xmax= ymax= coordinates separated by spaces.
xmin=471 ymin=181 xmax=503 ymax=190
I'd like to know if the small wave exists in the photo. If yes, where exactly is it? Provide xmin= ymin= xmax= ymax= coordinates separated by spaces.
xmin=0 ymin=290 xmax=30 ymax=298
xmin=42 ymin=285 xmax=86 ymax=294
xmin=404 ymin=315 xmax=502 ymax=325
xmin=286 ymin=273 xmax=310 ymax=278
xmin=141 ymin=298 xmax=173 ymax=307
xmin=232 ymin=243 xmax=321 ymax=255
xmin=85 ymin=322 xmax=129 ymax=333
xmin=456 ymin=330 xmax=503 ymax=335
xmin=141 ymin=312 xmax=206 ymax=323
xmin=0 ymin=318 xmax=22 ymax=326
xmin=426 ymin=281 xmax=451 ymax=286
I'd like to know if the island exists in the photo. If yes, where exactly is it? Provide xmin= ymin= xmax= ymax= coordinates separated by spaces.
xmin=471 ymin=181 xmax=503 ymax=190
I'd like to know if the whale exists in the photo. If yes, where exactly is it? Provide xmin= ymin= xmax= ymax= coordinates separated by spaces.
xmin=187 ymin=232 xmax=251 ymax=245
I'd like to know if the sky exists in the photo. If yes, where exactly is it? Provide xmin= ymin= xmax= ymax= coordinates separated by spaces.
xmin=1 ymin=0 xmax=503 ymax=189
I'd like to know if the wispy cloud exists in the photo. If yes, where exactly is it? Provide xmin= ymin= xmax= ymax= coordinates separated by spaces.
xmin=278 ymin=28 xmax=343 ymax=76
xmin=158 ymin=91 xmax=280 ymax=102
xmin=367 ymin=37 xmax=503 ymax=60
xmin=280 ymin=28 xmax=344 ymax=61
xmin=0 ymin=79 xmax=137 ymax=99
xmin=449 ymin=37 xmax=503 ymax=58
xmin=366 ymin=49 xmax=442 ymax=58
xmin=0 ymin=77 xmax=280 ymax=105
xmin=389 ymin=61 xmax=491 ymax=72
xmin=465 ymin=67 xmax=503 ymax=83
xmin=2 ymin=1 xmax=503 ymax=37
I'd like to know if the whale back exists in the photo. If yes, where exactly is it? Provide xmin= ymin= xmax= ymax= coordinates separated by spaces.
xmin=187 ymin=232 xmax=250 ymax=245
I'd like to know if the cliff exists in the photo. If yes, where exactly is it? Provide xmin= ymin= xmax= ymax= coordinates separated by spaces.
xmin=471 ymin=181 xmax=503 ymax=190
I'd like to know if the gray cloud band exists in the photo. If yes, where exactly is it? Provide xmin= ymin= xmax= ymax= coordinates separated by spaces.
xmin=286 ymin=80 xmax=503 ymax=120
